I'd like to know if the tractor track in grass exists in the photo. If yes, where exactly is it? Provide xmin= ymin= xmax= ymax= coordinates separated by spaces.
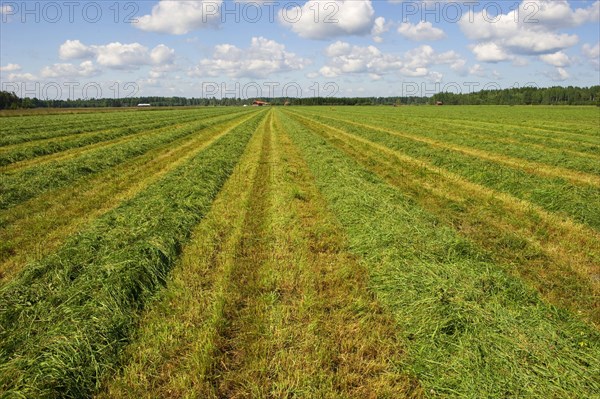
xmin=292 ymin=111 xmax=600 ymax=188
xmin=332 ymin=111 xmax=600 ymax=167
xmin=0 ymin=111 xmax=256 ymax=210
xmin=0 ymin=110 xmax=265 ymax=398
xmin=0 ymin=111 xmax=224 ymax=167
xmin=413 ymin=118 xmax=600 ymax=156
xmin=396 ymin=114 xmax=600 ymax=141
xmin=0 ymin=111 xmax=185 ymax=148
xmin=0 ymin=111 xmax=260 ymax=282
xmin=280 ymin=109 xmax=600 ymax=397
xmin=100 ymin=109 xmax=421 ymax=398
xmin=284 ymin=110 xmax=600 ymax=325
xmin=0 ymin=110 xmax=245 ymax=172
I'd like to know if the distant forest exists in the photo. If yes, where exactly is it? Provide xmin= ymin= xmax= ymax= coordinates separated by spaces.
xmin=1 ymin=86 xmax=598 ymax=109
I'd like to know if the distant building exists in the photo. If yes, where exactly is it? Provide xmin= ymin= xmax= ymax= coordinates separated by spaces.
xmin=435 ymin=101 xmax=444 ymax=106
xmin=137 ymin=103 xmax=151 ymax=107
xmin=252 ymin=100 xmax=269 ymax=106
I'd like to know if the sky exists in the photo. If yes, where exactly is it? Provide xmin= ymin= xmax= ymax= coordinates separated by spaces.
xmin=0 ymin=0 xmax=599 ymax=99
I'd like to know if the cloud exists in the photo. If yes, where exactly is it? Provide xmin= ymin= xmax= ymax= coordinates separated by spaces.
xmin=470 ymin=42 xmax=512 ymax=62
xmin=0 ymin=4 xmax=14 ymax=14
xmin=7 ymin=73 xmax=37 ymax=81
xmin=319 ymin=41 xmax=464 ymax=79
xmin=546 ymin=67 xmax=570 ymax=81
xmin=59 ymin=40 xmax=176 ymax=69
xmin=469 ymin=64 xmax=487 ymax=77
xmin=190 ymin=37 xmax=310 ymax=79
xmin=539 ymin=51 xmax=570 ymax=67
xmin=0 ymin=63 xmax=21 ymax=72
xmin=150 ymin=44 xmax=176 ymax=64
xmin=397 ymin=21 xmax=445 ymax=41
xmin=40 ymin=61 xmax=99 ymax=78
xmin=582 ymin=42 xmax=600 ymax=70
xmin=459 ymin=0 xmax=598 ymax=62
xmin=371 ymin=16 xmax=389 ymax=43
xmin=59 ymin=40 xmax=96 ymax=60
xmin=427 ymin=71 xmax=443 ymax=83
xmin=135 ymin=0 xmax=223 ymax=34
xmin=279 ymin=0 xmax=375 ymax=40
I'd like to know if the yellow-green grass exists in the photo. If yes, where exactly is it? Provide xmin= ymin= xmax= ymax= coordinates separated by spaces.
xmin=284 ymin=110 xmax=600 ymax=324
xmin=0 ymin=108 xmax=237 ymax=167
xmin=280 ymin=109 xmax=600 ymax=397
xmin=1 ymin=112 xmax=215 ymax=172
xmin=0 ymin=111 xmax=265 ymax=397
xmin=309 ymin=106 xmax=600 ymax=156
xmin=100 ymin=109 xmax=421 ymax=398
xmin=0 ymin=109 xmax=186 ymax=147
xmin=0 ymin=109 xmax=255 ymax=210
xmin=292 ymin=110 xmax=600 ymax=187
xmin=0 ymin=105 xmax=598 ymax=398
xmin=0 ymin=111 xmax=260 ymax=282
xmin=0 ymin=108 xmax=174 ymax=145
xmin=284 ymin=108 xmax=600 ymax=231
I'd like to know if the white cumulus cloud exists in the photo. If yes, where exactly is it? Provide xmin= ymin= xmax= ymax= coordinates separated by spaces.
xmin=371 ymin=16 xmax=390 ymax=43
xmin=59 ymin=40 xmax=96 ymax=60
xmin=470 ymin=42 xmax=512 ymax=62
xmin=547 ymin=67 xmax=570 ymax=81
xmin=135 ymin=0 xmax=223 ymax=34
xmin=190 ymin=37 xmax=310 ymax=79
xmin=582 ymin=42 xmax=600 ymax=70
xmin=397 ymin=21 xmax=445 ymax=41
xmin=0 ymin=63 xmax=21 ymax=72
xmin=279 ymin=0 xmax=375 ymax=40
xmin=320 ymin=41 xmax=464 ymax=79
xmin=40 ymin=61 xmax=99 ymax=78
xmin=58 ymin=40 xmax=176 ymax=69
xmin=539 ymin=51 xmax=570 ymax=67
xmin=459 ymin=0 xmax=598 ymax=62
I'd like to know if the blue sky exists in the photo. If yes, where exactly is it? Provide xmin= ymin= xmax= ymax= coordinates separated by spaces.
xmin=1 ymin=0 xmax=599 ymax=99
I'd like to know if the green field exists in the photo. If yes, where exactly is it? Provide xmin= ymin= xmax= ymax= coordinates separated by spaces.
xmin=0 ymin=106 xmax=599 ymax=398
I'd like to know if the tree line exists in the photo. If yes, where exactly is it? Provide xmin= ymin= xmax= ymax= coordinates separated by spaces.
xmin=430 ymin=86 xmax=600 ymax=106
xmin=1 ymin=86 xmax=598 ymax=109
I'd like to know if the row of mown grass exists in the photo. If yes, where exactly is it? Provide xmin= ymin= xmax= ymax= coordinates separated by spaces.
xmin=0 ymin=108 xmax=238 ymax=167
xmin=279 ymin=109 xmax=600 ymax=397
xmin=305 ymin=109 xmax=600 ymax=175
xmin=0 ymin=110 xmax=260 ymax=282
xmin=359 ymin=106 xmax=599 ymax=137
xmin=285 ymin=109 xmax=600 ymax=231
xmin=0 ymin=110 xmax=265 ymax=397
xmin=0 ymin=108 xmax=186 ymax=145
xmin=296 ymin=110 xmax=600 ymax=186
xmin=99 ymin=109 xmax=421 ymax=398
xmin=0 ymin=109 xmax=253 ymax=210
xmin=284 ymin=110 xmax=600 ymax=325
xmin=320 ymin=107 xmax=600 ymax=155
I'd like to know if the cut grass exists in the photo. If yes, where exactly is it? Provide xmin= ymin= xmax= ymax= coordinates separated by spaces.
xmin=0 ymin=105 xmax=597 ymax=398
xmin=0 ymin=111 xmax=265 ymax=397
xmin=100 ymin=109 xmax=422 ymax=398
xmin=0 ymin=111 xmax=261 ymax=282
xmin=0 ymin=110 xmax=253 ymax=210
xmin=284 ymin=110 xmax=600 ymax=324
xmin=294 ymin=110 xmax=600 ymax=187
xmin=280 ymin=109 xmax=600 ymax=397
xmin=284 ymin=109 xmax=600 ymax=231
xmin=0 ymin=108 xmax=239 ymax=167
